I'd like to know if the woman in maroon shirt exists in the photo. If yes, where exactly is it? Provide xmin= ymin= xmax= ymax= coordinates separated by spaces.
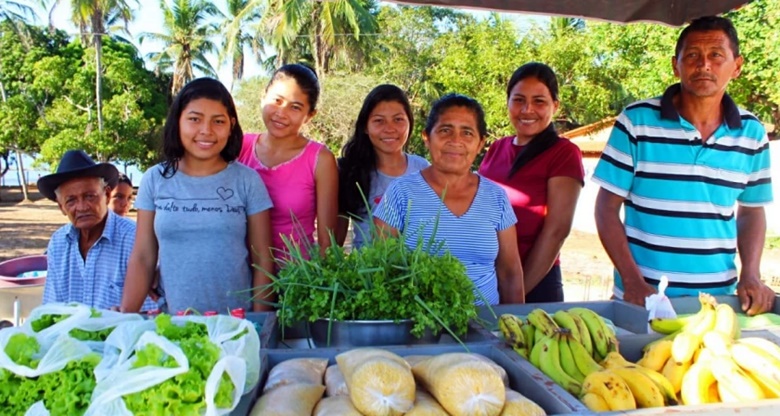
xmin=478 ymin=62 xmax=585 ymax=303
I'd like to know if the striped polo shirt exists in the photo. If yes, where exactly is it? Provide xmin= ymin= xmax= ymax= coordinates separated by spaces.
xmin=373 ymin=171 xmax=517 ymax=305
xmin=593 ymin=83 xmax=773 ymax=298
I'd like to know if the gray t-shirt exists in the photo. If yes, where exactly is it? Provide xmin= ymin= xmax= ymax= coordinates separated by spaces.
xmin=135 ymin=162 xmax=273 ymax=313
xmin=352 ymin=153 xmax=429 ymax=248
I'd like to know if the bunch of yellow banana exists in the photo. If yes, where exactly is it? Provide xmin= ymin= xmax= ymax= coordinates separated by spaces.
xmin=498 ymin=308 xmax=618 ymax=365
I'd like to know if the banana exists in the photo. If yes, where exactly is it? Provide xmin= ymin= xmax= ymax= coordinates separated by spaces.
xmin=671 ymin=332 xmax=701 ymax=364
xmin=707 ymin=383 xmax=720 ymax=403
xmin=558 ymin=332 xmax=586 ymax=383
xmin=553 ymin=310 xmax=583 ymax=345
xmin=581 ymin=370 xmax=637 ymax=411
xmin=521 ymin=319 xmax=535 ymax=350
xmin=641 ymin=330 xmax=679 ymax=354
xmin=580 ymin=392 xmax=610 ymax=412
xmin=737 ymin=337 xmax=780 ymax=357
xmin=713 ymin=303 xmax=740 ymax=339
xmin=695 ymin=347 xmax=714 ymax=365
xmin=610 ymin=367 xmax=665 ymax=408
xmin=538 ymin=333 xmax=582 ymax=395
xmin=600 ymin=351 xmax=632 ymax=370
xmin=624 ymin=364 xmax=679 ymax=406
xmin=534 ymin=327 xmax=545 ymax=347
xmin=568 ymin=307 xmax=609 ymax=359
xmin=649 ymin=315 xmax=696 ymax=334
xmin=564 ymin=331 xmax=603 ymax=376
xmin=637 ymin=339 xmax=673 ymax=372
xmin=730 ymin=342 xmax=780 ymax=398
xmin=662 ymin=356 xmax=692 ymax=394
xmin=701 ymin=330 xmax=732 ymax=356
xmin=527 ymin=309 xmax=559 ymax=337
xmin=569 ymin=312 xmax=594 ymax=357
xmin=709 ymin=355 xmax=765 ymax=402
xmin=530 ymin=335 xmax=547 ymax=368
xmin=499 ymin=314 xmax=528 ymax=356
xmin=680 ymin=361 xmax=717 ymax=405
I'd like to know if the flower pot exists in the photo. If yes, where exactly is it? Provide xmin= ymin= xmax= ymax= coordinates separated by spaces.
xmin=309 ymin=318 xmax=442 ymax=347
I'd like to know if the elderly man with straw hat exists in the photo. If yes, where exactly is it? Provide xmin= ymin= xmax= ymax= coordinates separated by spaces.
xmin=38 ymin=150 xmax=154 ymax=310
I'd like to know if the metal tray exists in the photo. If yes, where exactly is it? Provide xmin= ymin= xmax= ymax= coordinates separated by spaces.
xmin=476 ymin=300 xmax=649 ymax=335
xmin=245 ymin=312 xmax=278 ymax=349
xmin=249 ymin=343 xmax=589 ymax=415
xmin=269 ymin=319 xmax=498 ymax=349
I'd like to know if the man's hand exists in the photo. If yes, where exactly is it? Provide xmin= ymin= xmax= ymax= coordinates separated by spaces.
xmin=622 ymin=279 xmax=658 ymax=307
xmin=737 ymin=275 xmax=776 ymax=316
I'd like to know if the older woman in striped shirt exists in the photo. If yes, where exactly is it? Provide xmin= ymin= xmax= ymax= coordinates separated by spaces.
xmin=373 ymin=94 xmax=525 ymax=305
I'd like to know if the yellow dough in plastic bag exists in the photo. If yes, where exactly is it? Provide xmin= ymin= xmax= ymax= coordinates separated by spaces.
xmin=313 ymin=395 xmax=364 ymax=416
xmin=336 ymin=348 xmax=416 ymax=416
xmin=250 ymin=383 xmax=325 ymax=416
xmin=500 ymin=389 xmax=546 ymax=416
xmin=406 ymin=390 xmax=449 ymax=415
xmin=471 ymin=353 xmax=509 ymax=387
xmin=405 ymin=355 xmax=433 ymax=367
xmin=412 ymin=353 xmax=505 ymax=416
xmin=263 ymin=358 xmax=328 ymax=392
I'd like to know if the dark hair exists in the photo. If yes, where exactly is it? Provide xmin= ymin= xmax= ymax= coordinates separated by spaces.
xmin=339 ymin=84 xmax=414 ymax=217
xmin=675 ymin=16 xmax=740 ymax=58
xmin=424 ymin=93 xmax=487 ymax=138
xmin=266 ymin=63 xmax=320 ymax=112
xmin=117 ymin=173 xmax=132 ymax=187
xmin=161 ymin=77 xmax=244 ymax=177
xmin=506 ymin=62 xmax=562 ymax=178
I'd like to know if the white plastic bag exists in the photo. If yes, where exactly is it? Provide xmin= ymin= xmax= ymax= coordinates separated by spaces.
xmin=68 ymin=309 xmax=144 ymax=352
xmin=645 ymin=276 xmax=677 ymax=332
xmin=0 ymin=327 xmax=93 ymax=378
xmin=23 ymin=303 xmax=93 ymax=349
xmin=24 ymin=401 xmax=50 ymax=416
xmin=195 ymin=314 xmax=261 ymax=393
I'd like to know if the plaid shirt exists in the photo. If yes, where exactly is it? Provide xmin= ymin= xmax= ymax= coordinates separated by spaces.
xmin=43 ymin=211 xmax=155 ymax=310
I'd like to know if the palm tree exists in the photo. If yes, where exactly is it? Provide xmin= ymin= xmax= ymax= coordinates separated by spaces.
xmin=67 ymin=0 xmax=136 ymax=135
xmin=219 ymin=0 xmax=263 ymax=91
xmin=143 ymin=0 xmax=220 ymax=95
xmin=262 ymin=0 xmax=377 ymax=77
xmin=1 ymin=0 xmax=34 ymax=22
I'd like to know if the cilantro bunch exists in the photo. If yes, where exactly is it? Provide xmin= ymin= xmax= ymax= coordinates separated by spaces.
xmin=0 ymin=333 xmax=100 ymax=416
xmin=269 ymin=233 xmax=478 ymax=339
xmin=122 ymin=314 xmax=234 ymax=415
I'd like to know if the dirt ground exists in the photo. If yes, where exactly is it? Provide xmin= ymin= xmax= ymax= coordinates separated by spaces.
xmin=1 ymin=185 xmax=778 ymax=302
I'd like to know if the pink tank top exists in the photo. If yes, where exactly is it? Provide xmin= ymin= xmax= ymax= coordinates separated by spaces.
xmin=238 ymin=133 xmax=324 ymax=257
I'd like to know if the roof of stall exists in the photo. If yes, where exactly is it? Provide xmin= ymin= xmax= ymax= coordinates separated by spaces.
xmin=385 ymin=0 xmax=752 ymax=26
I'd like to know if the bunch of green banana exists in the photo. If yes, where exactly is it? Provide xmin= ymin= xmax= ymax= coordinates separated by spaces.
xmin=500 ymin=308 xmax=619 ymax=366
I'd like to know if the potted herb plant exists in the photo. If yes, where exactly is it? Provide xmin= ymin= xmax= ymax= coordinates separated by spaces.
xmin=257 ymin=227 xmax=481 ymax=347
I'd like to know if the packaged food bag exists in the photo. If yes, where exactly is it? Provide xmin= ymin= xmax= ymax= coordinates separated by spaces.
xmin=500 ymin=389 xmax=546 ymax=416
xmin=336 ymin=348 xmax=416 ymax=416
xmin=406 ymin=390 xmax=449 ymax=416
xmin=646 ymin=276 xmax=677 ymax=333
xmin=264 ymin=358 xmax=328 ymax=392
xmin=324 ymin=364 xmax=348 ymax=396
xmin=412 ymin=353 xmax=505 ymax=416
xmin=250 ymin=383 xmax=325 ymax=416
xmin=313 ymin=395 xmax=363 ymax=416
xmin=471 ymin=353 xmax=509 ymax=387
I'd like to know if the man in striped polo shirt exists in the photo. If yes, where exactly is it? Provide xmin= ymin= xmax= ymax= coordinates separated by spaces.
xmin=593 ymin=16 xmax=774 ymax=315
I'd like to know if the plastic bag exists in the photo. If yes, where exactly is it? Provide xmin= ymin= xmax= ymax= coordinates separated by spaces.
xmin=88 ymin=314 xmax=258 ymax=416
xmin=23 ymin=303 xmax=93 ymax=349
xmin=68 ymin=309 xmax=143 ymax=351
xmin=24 ymin=401 xmax=51 ymax=416
xmin=0 ymin=327 xmax=93 ymax=378
xmin=645 ymin=276 xmax=677 ymax=333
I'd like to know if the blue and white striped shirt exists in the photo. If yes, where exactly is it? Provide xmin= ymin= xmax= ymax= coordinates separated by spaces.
xmin=43 ymin=211 xmax=156 ymax=310
xmin=373 ymin=172 xmax=517 ymax=305
xmin=593 ymin=84 xmax=773 ymax=297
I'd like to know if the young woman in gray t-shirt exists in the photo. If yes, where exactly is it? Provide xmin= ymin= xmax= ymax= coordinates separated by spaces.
xmin=336 ymin=84 xmax=429 ymax=249
xmin=121 ymin=78 xmax=275 ymax=314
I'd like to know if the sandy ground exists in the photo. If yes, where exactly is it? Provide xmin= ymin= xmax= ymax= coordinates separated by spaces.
xmin=2 ymin=186 xmax=778 ymax=304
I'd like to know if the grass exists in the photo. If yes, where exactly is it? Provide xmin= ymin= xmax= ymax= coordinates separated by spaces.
xmin=767 ymin=236 xmax=780 ymax=250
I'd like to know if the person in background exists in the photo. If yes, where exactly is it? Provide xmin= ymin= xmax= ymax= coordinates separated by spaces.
xmin=374 ymin=94 xmax=525 ymax=305
xmin=593 ymin=16 xmax=774 ymax=315
xmin=479 ymin=63 xmax=585 ymax=303
xmin=122 ymin=77 xmax=274 ymax=313
xmin=109 ymin=173 xmax=134 ymax=217
xmin=238 ymin=64 xmax=338 ymax=262
xmin=37 ymin=150 xmax=154 ymax=310
xmin=336 ymin=84 xmax=429 ymax=248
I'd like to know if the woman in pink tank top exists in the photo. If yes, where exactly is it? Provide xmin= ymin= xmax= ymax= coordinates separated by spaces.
xmin=238 ymin=64 xmax=338 ymax=262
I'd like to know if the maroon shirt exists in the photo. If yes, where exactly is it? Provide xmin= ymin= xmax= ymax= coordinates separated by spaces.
xmin=478 ymin=136 xmax=584 ymax=264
